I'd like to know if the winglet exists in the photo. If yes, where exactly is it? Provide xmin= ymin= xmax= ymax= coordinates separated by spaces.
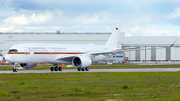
xmin=170 ymin=39 xmax=178 ymax=47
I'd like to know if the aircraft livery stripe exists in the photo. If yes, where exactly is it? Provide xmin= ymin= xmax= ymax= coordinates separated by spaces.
xmin=6 ymin=52 xmax=83 ymax=55
xmin=7 ymin=53 xmax=30 ymax=55
xmin=34 ymin=52 xmax=82 ymax=54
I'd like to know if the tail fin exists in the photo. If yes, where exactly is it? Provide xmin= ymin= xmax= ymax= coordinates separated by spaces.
xmin=105 ymin=22 xmax=121 ymax=48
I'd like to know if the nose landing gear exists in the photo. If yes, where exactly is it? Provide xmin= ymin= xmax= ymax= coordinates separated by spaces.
xmin=13 ymin=64 xmax=18 ymax=72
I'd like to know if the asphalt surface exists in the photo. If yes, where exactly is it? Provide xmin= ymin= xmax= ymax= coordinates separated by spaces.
xmin=0 ymin=68 xmax=180 ymax=73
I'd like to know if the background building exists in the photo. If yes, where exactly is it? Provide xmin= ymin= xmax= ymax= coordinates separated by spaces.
xmin=0 ymin=32 xmax=180 ymax=62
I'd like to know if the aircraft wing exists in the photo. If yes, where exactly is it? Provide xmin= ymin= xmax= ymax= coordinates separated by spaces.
xmin=116 ymin=46 xmax=173 ymax=52
xmin=55 ymin=55 xmax=75 ymax=61
xmin=116 ymin=47 xmax=161 ymax=52
xmin=117 ymin=39 xmax=178 ymax=52
xmin=89 ymin=52 xmax=112 ymax=55
xmin=55 ymin=52 xmax=111 ymax=61
xmin=55 ymin=53 xmax=95 ymax=61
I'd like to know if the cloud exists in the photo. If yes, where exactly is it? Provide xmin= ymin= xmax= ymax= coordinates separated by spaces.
xmin=177 ymin=31 xmax=180 ymax=35
xmin=130 ymin=26 xmax=141 ymax=33
xmin=0 ymin=0 xmax=180 ymax=35
xmin=125 ymin=34 xmax=132 ymax=37
xmin=29 ymin=12 xmax=52 ymax=24
xmin=14 ymin=29 xmax=23 ymax=32
xmin=4 ymin=15 xmax=29 ymax=25
xmin=73 ymin=12 xmax=116 ymax=25
xmin=25 ymin=26 xmax=62 ymax=32
xmin=167 ymin=8 xmax=180 ymax=19
xmin=130 ymin=26 xmax=172 ymax=36
xmin=0 ymin=26 xmax=13 ymax=32
xmin=4 ymin=11 xmax=52 ymax=25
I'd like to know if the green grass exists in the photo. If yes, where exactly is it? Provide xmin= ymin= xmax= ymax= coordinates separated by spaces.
xmin=0 ymin=72 xmax=180 ymax=100
xmin=1 ymin=63 xmax=180 ymax=70
xmin=90 ymin=63 xmax=180 ymax=69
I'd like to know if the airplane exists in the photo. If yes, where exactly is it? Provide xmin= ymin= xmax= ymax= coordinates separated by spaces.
xmin=5 ymin=23 xmax=176 ymax=72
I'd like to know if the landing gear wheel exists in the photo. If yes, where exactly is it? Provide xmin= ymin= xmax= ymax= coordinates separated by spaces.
xmin=85 ymin=67 xmax=89 ymax=71
xmin=50 ymin=67 xmax=54 ymax=71
xmin=58 ymin=67 xmax=62 ymax=71
xmin=78 ymin=68 xmax=81 ymax=71
xmin=55 ymin=67 xmax=58 ymax=71
xmin=13 ymin=64 xmax=18 ymax=72
xmin=13 ymin=68 xmax=18 ymax=72
xmin=82 ymin=68 xmax=85 ymax=71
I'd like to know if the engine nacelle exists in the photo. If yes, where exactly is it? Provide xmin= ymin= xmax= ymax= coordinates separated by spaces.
xmin=20 ymin=63 xmax=37 ymax=69
xmin=72 ymin=56 xmax=92 ymax=68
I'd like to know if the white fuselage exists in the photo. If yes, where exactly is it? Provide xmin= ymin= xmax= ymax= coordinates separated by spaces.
xmin=5 ymin=43 xmax=115 ymax=64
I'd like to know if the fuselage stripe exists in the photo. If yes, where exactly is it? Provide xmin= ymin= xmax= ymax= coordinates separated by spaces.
xmin=34 ymin=52 xmax=82 ymax=55
xmin=6 ymin=53 xmax=30 ymax=55
xmin=6 ymin=52 xmax=83 ymax=55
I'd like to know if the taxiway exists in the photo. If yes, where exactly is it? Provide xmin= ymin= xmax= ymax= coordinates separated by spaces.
xmin=0 ymin=68 xmax=180 ymax=73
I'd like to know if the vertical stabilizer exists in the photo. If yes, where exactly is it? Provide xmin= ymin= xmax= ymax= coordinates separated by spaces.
xmin=105 ymin=22 xmax=121 ymax=48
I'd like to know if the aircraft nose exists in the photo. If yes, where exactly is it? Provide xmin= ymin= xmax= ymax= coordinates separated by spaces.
xmin=5 ymin=54 xmax=11 ymax=62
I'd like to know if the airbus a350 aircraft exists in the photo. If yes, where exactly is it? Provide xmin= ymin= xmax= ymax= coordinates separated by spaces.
xmin=5 ymin=23 xmax=176 ymax=72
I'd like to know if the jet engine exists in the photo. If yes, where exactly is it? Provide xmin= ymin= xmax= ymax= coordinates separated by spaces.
xmin=20 ymin=63 xmax=37 ymax=69
xmin=72 ymin=56 xmax=92 ymax=68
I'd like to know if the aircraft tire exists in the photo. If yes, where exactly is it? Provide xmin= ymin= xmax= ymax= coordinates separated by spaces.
xmin=58 ymin=67 xmax=62 ymax=71
xmin=50 ymin=67 xmax=54 ymax=71
xmin=55 ymin=67 xmax=58 ymax=71
xmin=85 ymin=67 xmax=89 ymax=71
xmin=77 ymin=68 xmax=81 ymax=71
xmin=82 ymin=68 xmax=85 ymax=71
xmin=13 ymin=68 xmax=18 ymax=72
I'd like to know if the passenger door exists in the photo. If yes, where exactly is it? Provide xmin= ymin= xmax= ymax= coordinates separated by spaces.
xmin=24 ymin=47 xmax=28 ymax=55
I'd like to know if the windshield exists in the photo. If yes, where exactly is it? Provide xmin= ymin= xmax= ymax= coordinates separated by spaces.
xmin=8 ymin=49 xmax=18 ymax=53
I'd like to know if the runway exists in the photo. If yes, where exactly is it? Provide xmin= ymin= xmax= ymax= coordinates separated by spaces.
xmin=0 ymin=68 xmax=180 ymax=73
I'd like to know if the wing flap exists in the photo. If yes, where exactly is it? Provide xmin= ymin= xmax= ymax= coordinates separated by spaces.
xmin=55 ymin=55 xmax=75 ymax=60
xmin=55 ymin=55 xmax=75 ymax=62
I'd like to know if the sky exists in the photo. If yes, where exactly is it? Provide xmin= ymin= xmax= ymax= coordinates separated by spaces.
xmin=0 ymin=0 xmax=180 ymax=36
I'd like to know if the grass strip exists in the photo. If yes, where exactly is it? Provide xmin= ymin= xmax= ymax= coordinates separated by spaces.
xmin=0 ymin=72 xmax=180 ymax=100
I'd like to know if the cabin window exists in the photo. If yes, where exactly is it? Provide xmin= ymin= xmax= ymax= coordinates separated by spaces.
xmin=8 ymin=49 xmax=18 ymax=53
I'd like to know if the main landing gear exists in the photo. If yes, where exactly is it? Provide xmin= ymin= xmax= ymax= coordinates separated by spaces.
xmin=77 ymin=67 xmax=89 ymax=71
xmin=50 ymin=64 xmax=62 ymax=71
xmin=13 ymin=64 xmax=18 ymax=72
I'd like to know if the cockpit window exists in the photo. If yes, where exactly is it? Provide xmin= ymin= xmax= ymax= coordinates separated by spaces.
xmin=8 ymin=49 xmax=18 ymax=53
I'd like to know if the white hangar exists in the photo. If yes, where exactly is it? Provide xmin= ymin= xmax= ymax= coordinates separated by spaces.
xmin=0 ymin=32 xmax=180 ymax=62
